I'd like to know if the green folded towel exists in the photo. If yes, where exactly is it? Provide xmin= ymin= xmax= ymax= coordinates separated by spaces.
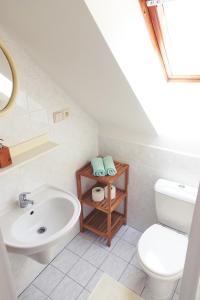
xmin=91 ymin=157 xmax=106 ymax=176
xmin=103 ymin=156 xmax=117 ymax=176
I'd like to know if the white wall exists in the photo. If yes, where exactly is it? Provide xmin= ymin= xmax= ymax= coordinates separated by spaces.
xmin=180 ymin=185 xmax=200 ymax=300
xmin=0 ymin=0 xmax=156 ymax=136
xmin=99 ymin=132 xmax=200 ymax=232
xmin=0 ymin=28 xmax=98 ymax=295
xmin=85 ymin=0 xmax=200 ymax=154
xmin=0 ymin=229 xmax=17 ymax=300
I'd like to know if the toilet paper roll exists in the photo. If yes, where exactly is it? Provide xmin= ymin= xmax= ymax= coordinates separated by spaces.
xmin=92 ymin=187 xmax=105 ymax=202
xmin=104 ymin=185 xmax=116 ymax=200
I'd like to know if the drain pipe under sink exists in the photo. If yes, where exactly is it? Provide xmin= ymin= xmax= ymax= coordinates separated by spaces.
xmin=0 ymin=228 xmax=17 ymax=300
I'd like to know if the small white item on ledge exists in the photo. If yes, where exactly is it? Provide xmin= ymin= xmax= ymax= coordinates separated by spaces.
xmin=92 ymin=187 xmax=105 ymax=202
xmin=104 ymin=185 xmax=116 ymax=200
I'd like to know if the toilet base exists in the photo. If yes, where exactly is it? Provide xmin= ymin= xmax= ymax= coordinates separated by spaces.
xmin=146 ymin=276 xmax=177 ymax=300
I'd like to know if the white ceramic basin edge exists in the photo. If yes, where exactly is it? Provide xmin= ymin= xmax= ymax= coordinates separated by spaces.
xmin=0 ymin=185 xmax=81 ymax=263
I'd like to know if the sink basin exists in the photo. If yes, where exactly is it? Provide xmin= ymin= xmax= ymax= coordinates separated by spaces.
xmin=0 ymin=185 xmax=81 ymax=264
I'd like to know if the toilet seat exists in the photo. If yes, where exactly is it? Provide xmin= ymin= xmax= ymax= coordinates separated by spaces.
xmin=138 ymin=224 xmax=188 ymax=279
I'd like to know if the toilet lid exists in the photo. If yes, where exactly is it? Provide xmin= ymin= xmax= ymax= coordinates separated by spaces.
xmin=138 ymin=224 xmax=188 ymax=277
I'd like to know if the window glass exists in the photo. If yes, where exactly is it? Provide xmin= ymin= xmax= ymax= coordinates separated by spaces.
xmin=162 ymin=0 xmax=200 ymax=76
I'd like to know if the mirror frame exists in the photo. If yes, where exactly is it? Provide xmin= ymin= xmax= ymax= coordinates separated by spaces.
xmin=0 ymin=40 xmax=18 ymax=116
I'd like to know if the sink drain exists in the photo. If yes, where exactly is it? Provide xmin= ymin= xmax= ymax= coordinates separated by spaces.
xmin=37 ymin=226 xmax=47 ymax=234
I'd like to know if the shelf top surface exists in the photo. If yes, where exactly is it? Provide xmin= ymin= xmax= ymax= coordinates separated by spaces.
xmin=77 ymin=160 xmax=129 ymax=184
xmin=0 ymin=141 xmax=58 ymax=176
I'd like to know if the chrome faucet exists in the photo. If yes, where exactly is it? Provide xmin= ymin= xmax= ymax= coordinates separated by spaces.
xmin=19 ymin=192 xmax=34 ymax=208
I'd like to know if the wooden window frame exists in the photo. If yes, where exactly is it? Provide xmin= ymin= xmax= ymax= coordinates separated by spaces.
xmin=139 ymin=0 xmax=200 ymax=82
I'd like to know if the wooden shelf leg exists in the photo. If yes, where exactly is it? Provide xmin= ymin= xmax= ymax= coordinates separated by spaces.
xmin=80 ymin=204 xmax=84 ymax=232
xmin=124 ymin=198 xmax=127 ymax=225
xmin=107 ymin=183 xmax=112 ymax=246
xmin=107 ymin=212 xmax=111 ymax=246
xmin=124 ymin=168 xmax=129 ymax=225
xmin=76 ymin=173 xmax=84 ymax=232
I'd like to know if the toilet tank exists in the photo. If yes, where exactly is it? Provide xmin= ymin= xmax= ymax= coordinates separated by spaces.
xmin=155 ymin=179 xmax=198 ymax=234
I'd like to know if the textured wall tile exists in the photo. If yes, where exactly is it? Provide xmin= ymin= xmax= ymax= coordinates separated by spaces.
xmin=0 ymin=27 xmax=98 ymax=295
xmin=99 ymin=135 xmax=200 ymax=231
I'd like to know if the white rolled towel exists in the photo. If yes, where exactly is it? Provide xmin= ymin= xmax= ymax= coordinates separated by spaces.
xmin=92 ymin=187 xmax=105 ymax=202
xmin=104 ymin=185 xmax=116 ymax=199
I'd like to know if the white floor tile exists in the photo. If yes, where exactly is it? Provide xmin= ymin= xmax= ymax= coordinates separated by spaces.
xmin=115 ymin=225 xmax=129 ymax=237
xmin=50 ymin=276 xmax=83 ymax=300
xmin=175 ymin=280 xmax=181 ymax=294
xmin=83 ymin=243 xmax=108 ymax=267
xmin=112 ymin=239 xmax=136 ymax=262
xmin=172 ymin=293 xmax=179 ymax=300
xmin=119 ymin=264 xmax=146 ymax=295
xmin=141 ymin=287 xmax=156 ymax=300
xmin=77 ymin=289 xmax=90 ymax=300
xmin=19 ymin=226 xmax=152 ymax=300
xmin=18 ymin=285 xmax=47 ymax=300
xmin=33 ymin=265 xmax=64 ymax=295
xmin=121 ymin=226 xmax=142 ymax=246
xmin=130 ymin=253 xmax=143 ymax=270
xmin=95 ymin=235 xmax=120 ymax=252
xmin=51 ymin=249 xmax=79 ymax=273
xmin=86 ymin=270 xmax=104 ymax=292
xmin=78 ymin=230 xmax=97 ymax=242
xmin=141 ymin=287 xmax=174 ymax=300
xmin=100 ymin=253 xmax=128 ymax=280
xmin=68 ymin=258 xmax=97 ymax=287
xmin=66 ymin=235 xmax=92 ymax=256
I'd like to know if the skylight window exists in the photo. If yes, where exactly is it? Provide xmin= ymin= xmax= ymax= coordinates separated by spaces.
xmin=140 ymin=0 xmax=200 ymax=82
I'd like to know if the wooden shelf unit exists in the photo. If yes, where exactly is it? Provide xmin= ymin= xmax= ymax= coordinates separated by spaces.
xmin=76 ymin=160 xmax=129 ymax=246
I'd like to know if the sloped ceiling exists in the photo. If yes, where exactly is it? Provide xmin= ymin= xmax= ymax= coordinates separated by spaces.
xmin=0 ymin=0 xmax=156 ymax=135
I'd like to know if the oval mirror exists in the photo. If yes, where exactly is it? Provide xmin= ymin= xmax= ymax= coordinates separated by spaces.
xmin=0 ymin=42 xmax=18 ymax=115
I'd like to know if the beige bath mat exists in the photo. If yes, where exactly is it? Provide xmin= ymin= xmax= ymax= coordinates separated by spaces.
xmin=88 ymin=274 xmax=143 ymax=300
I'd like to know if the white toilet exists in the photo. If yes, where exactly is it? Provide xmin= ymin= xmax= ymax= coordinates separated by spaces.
xmin=137 ymin=179 xmax=197 ymax=300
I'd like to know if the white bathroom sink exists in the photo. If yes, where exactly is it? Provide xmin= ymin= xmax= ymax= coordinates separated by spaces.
xmin=0 ymin=185 xmax=81 ymax=264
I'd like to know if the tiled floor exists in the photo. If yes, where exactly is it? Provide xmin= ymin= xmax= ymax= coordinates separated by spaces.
xmin=18 ymin=225 xmax=180 ymax=300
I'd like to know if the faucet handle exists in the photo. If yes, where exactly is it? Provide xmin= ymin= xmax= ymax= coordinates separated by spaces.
xmin=19 ymin=192 xmax=33 ymax=208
